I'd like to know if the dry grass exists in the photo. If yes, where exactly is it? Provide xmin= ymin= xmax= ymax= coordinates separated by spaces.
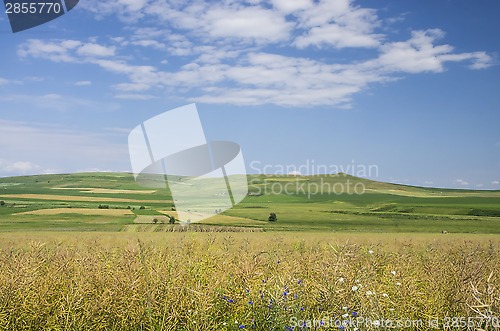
xmin=0 ymin=233 xmax=498 ymax=330
xmin=52 ymin=188 xmax=157 ymax=194
xmin=16 ymin=208 xmax=135 ymax=216
xmin=0 ymin=194 xmax=166 ymax=203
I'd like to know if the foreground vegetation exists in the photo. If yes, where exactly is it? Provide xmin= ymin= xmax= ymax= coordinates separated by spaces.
xmin=0 ymin=232 xmax=498 ymax=330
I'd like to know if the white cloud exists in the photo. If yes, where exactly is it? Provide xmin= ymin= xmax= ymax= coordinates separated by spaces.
xmin=492 ymin=181 xmax=500 ymax=185
xmin=373 ymin=29 xmax=492 ymax=74
xmin=295 ymin=0 xmax=382 ymax=49
xmin=0 ymin=78 xmax=9 ymax=86
xmin=75 ymin=80 xmax=92 ymax=86
xmin=271 ymin=0 xmax=312 ymax=14
xmin=76 ymin=43 xmax=116 ymax=57
xmin=131 ymin=39 xmax=166 ymax=50
xmin=0 ymin=161 xmax=41 ymax=173
xmin=0 ymin=93 xmax=120 ymax=112
xmin=202 ymin=5 xmax=293 ymax=43
xmin=17 ymin=1 xmax=493 ymax=108
xmin=455 ymin=179 xmax=469 ymax=186
xmin=0 ymin=120 xmax=129 ymax=176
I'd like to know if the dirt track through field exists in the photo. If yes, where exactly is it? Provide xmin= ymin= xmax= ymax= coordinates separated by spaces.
xmin=52 ymin=188 xmax=157 ymax=194
xmin=16 ymin=208 xmax=135 ymax=216
xmin=0 ymin=194 xmax=168 ymax=203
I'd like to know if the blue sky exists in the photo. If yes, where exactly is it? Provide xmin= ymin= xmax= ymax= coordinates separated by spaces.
xmin=0 ymin=0 xmax=499 ymax=189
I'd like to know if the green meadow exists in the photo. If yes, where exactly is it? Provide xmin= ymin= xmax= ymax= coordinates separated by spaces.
xmin=0 ymin=172 xmax=498 ymax=233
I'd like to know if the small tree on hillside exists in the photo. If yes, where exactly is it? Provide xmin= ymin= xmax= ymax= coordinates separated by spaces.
xmin=0 ymin=201 xmax=5 ymax=206
xmin=268 ymin=212 xmax=277 ymax=222
xmin=168 ymin=215 xmax=176 ymax=224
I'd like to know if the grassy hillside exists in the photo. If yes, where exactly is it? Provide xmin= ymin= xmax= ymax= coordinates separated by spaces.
xmin=0 ymin=172 xmax=499 ymax=233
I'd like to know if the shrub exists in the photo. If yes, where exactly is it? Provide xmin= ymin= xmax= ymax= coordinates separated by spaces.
xmin=268 ymin=212 xmax=277 ymax=222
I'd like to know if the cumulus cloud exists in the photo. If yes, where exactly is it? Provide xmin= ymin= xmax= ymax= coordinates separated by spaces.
xmin=493 ymin=181 xmax=500 ymax=185
xmin=295 ymin=0 xmax=382 ymax=48
xmin=76 ymin=43 xmax=116 ymax=57
xmin=455 ymin=179 xmax=469 ymax=186
xmin=17 ymin=0 xmax=494 ymax=107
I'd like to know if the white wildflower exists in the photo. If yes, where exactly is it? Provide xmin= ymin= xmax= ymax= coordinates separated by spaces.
xmin=351 ymin=285 xmax=359 ymax=291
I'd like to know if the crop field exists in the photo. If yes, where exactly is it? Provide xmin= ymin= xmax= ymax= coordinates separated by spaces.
xmin=0 ymin=172 xmax=499 ymax=233
xmin=0 ymin=173 xmax=499 ymax=330
xmin=0 ymin=232 xmax=498 ymax=330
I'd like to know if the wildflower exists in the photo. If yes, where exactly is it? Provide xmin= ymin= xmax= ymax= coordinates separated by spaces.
xmin=368 ymin=250 xmax=374 ymax=254
xmin=297 ymin=279 xmax=302 ymax=285
xmin=395 ymin=282 xmax=401 ymax=286
xmin=342 ymin=313 xmax=349 ymax=318
xmin=248 ymin=301 xmax=253 ymax=305
xmin=300 ymin=307 xmax=305 ymax=311
xmin=239 ymin=325 xmax=246 ymax=329
xmin=338 ymin=326 xmax=346 ymax=330
xmin=352 ymin=311 xmax=358 ymax=317
xmin=338 ymin=277 xmax=344 ymax=283
xmin=342 ymin=306 xmax=348 ymax=310
xmin=283 ymin=291 xmax=288 ymax=296
xmin=227 ymin=299 xmax=234 ymax=303
xmin=391 ymin=270 xmax=396 ymax=276
xmin=365 ymin=290 xmax=373 ymax=296
xmin=382 ymin=293 xmax=389 ymax=298
xmin=351 ymin=285 xmax=359 ymax=291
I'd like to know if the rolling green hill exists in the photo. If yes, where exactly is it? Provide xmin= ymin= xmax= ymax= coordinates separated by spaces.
xmin=0 ymin=172 xmax=499 ymax=233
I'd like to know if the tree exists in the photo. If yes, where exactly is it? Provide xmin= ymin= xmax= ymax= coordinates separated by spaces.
xmin=152 ymin=218 xmax=158 ymax=224
xmin=268 ymin=212 xmax=277 ymax=222
xmin=140 ymin=206 xmax=146 ymax=210
xmin=168 ymin=215 xmax=176 ymax=224
xmin=0 ymin=201 xmax=5 ymax=206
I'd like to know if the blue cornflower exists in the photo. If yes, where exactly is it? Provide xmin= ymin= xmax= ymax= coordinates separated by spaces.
xmin=351 ymin=311 xmax=358 ymax=317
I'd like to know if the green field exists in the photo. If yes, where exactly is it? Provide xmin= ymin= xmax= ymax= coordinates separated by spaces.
xmin=0 ymin=172 xmax=499 ymax=233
